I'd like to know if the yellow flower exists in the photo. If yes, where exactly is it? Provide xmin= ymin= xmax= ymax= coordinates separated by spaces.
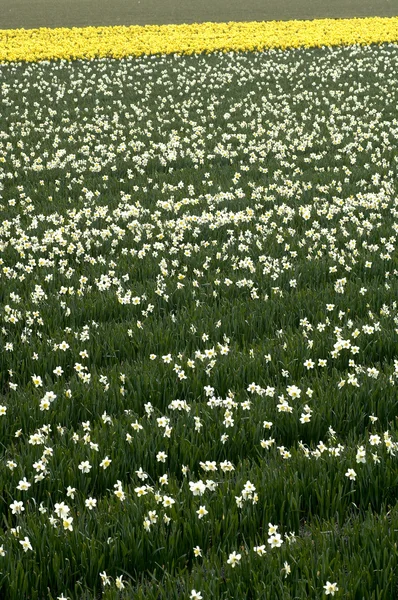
xmin=1 ymin=17 xmax=398 ymax=63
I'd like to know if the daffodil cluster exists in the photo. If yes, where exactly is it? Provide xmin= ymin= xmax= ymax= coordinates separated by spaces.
xmin=0 ymin=16 xmax=398 ymax=63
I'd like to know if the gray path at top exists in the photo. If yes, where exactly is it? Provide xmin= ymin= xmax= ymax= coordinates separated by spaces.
xmin=1 ymin=0 xmax=397 ymax=30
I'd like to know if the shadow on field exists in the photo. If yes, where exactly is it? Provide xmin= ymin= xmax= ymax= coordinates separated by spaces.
xmin=1 ymin=0 xmax=397 ymax=30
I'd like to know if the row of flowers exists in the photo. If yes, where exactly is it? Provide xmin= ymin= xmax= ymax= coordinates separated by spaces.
xmin=1 ymin=16 xmax=398 ymax=62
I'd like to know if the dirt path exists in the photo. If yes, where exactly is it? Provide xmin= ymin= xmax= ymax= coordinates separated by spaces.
xmin=1 ymin=0 xmax=397 ymax=30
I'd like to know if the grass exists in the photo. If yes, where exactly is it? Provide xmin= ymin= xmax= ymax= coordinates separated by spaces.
xmin=0 ymin=42 xmax=398 ymax=598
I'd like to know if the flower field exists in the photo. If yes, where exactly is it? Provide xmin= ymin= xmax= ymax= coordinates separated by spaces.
xmin=1 ymin=21 xmax=398 ymax=600
xmin=1 ymin=17 xmax=398 ymax=62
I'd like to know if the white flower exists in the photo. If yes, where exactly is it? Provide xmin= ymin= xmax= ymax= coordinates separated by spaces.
xmin=78 ymin=460 xmax=92 ymax=473
xmin=282 ymin=561 xmax=291 ymax=578
xmin=190 ymin=590 xmax=203 ymax=600
xmin=100 ymin=456 xmax=112 ymax=469
xmin=20 ymin=536 xmax=33 ymax=552
xmin=10 ymin=500 xmax=24 ymax=514
xmin=300 ymin=413 xmax=311 ymax=424
xmin=100 ymin=571 xmax=110 ymax=586
xmin=345 ymin=468 xmax=357 ymax=481
xmin=261 ymin=438 xmax=275 ymax=449
xmin=135 ymin=467 xmax=148 ymax=481
xmin=114 ymin=488 xmax=126 ymax=501
xmin=303 ymin=359 xmax=315 ymax=369
xmin=356 ymin=446 xmax=366 ymax=463
xmin=66 ymin=486 xmax=76 ymax=499
xmin=369 ymin=434 xmax=381 ymax=446
xmin=54 ymin=502 xmax=70 ymax=518
xmin=189 ymin=480 xmax=207 ymax=496
xmin=156 ymin=451 xmax=167 ymax=463
xmin=159 ymin=474 xmax=168 ymax=486
xmin=143 ymin=518 xmax=151 ymax=532
xmin=206 ymin=479 xmax=217 ymax=492
xmin=219 ymin=460 xmax=235 ymax=472
xmin=16 ymin=477 xmax=31 ymax=491
xmin=227 ymin=550 xmax=241 ymax=567
xmin=268 ymin=533 xmax=283 ymax=548
xmin=287 ymin=385 xmax=301 ymax=399
xmin=31 ymin=375 xmax=43 ymax=387
xmin=196 ymin=505 xmax=208 ymax=519
xmin=324 ymin=581 xmax=339 ymax=595
xmin=115 ymin=575 xmax=125 ymax=590
xmin=162 ymin=496 xmax=175 ymax=508
xmin=85 ymin=497 xmax=97 ymax=510
xmin=62 ymin=517 xmax=73 ymax=531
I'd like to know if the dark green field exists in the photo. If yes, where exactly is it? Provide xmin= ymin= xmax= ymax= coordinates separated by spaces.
xmin=1 ymin=0 xmax=397 ymax=30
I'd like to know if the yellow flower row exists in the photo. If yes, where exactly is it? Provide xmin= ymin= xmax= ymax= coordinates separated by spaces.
xmin=1 ymin=16 xmax=398 ymax=63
